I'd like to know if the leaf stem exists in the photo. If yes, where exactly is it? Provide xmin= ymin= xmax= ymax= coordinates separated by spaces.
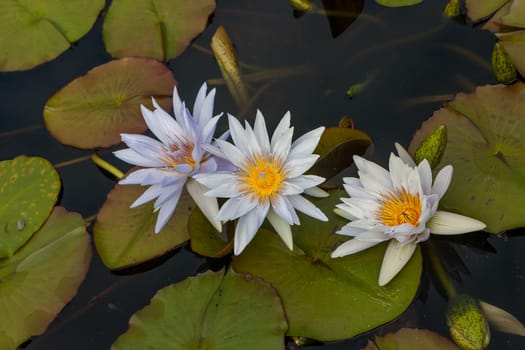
xmin=91 ymin=153 xmax=124 ymax=180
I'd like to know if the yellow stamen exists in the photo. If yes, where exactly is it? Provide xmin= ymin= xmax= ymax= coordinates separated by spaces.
xmin=241 ymin=156 xmax=285 ymax=201
xmin=162 ymin=142 xmax=196 ymax=170
xmin=379 ymin=189 xmax=421 ymax=226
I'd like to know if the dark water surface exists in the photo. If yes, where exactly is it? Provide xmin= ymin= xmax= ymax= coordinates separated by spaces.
xmin=1 ymin=0 xmax=524 ymax=349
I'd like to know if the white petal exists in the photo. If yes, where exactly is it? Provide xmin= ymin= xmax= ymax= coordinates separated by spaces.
xmin=427 ymin=211 xmax=486 ymax=235
xmin=120 ymin=133 xmax=166 ymax=160
xmin=279 ymin=181 xmax=304 ymax=196
xmin=215 ymin=139 xmax=246 ymax=169
xmin=432 ymin=165 xmax=453 ymax=199
xmin=205 ymin=182 xmax=241 ymax=198
xmin=227 ymin=114 xmax=250 ymax=156
xmin=141 ymin=104 xmax=183 ymax=147
xmin=334 ymin=207 xmax=358 ymax=221
xmin=331 ymin=239 xmax=378 ymax=258
xmin=394 ymin=142 xmax=416 ymax=167
xmin=254 ymin=110 xmax=270 ymax=153
xmin=354 ymin=155 xmax=393 ymax=190
xmin=287 ymin=175 xmax=325 ymax=190
xmin=119 ymin=168 xmax=170 ymax=185
xmin=378 ymin=240 xmax=417 ymax=286
xmin=284 ymin=154 xmax=319 ymax=178
xmin=198 ymin=89 xmax=217 ymax=127
xmin=288 ymin=195 xmax=328 ymax=221
xmin=243 ymin=121 xmax=262 ymax=158
xmin=304 ymin=186 xmax=329 ymax=198
xmin=417 ymin=159 xmax=432 ymax=195
xmin=186 ymin=178 xmax=222 ymax=232
xmin=130 ymin=185 xmax=163 ymax=208
xmin=234 ymin=203 xmax=269 ymax=255
xmin=199 ymin=157 xmax=218 ymax=174
xmin=154 ymin=188 xmax=183 ymax=233
xmin=194 ymin=172 xmax=237 ymax=189
xmin=388 ymin=153 xmax=414 ymax=192
xmin=201 ymin=115 xmax=222 ymax=144
xmin=267 ymin=208 xmax=293 ymax=250
xmin=216 ymin=196 xmax=258 ymax=221
xmin=192 ymin=82 xmax=208 ymax=121
xmin=171 ymin=85 xmax=183 ymax=122
xmin=270 ymin=111 xmax=291 ymax=149
xmin=289 ymin=126 xmax=324 ymax=157
xmin=479 ymin=301 xmax=525 ymax=336
xmin=271 ymin=195 xmax=298 ymax=225
xmin=272 ymin=127 xmax=293 ymax=163
xmin=113 ymin=149 xmax=164 ymax=168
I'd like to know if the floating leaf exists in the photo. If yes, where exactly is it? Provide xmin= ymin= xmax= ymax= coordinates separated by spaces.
xmin=491 ymin=42 xmax=517 ymax=84
xmin=465 ymin=0 xmax=509 ymax=23
xmin=44 ymin=57 xmax=175 ymax=149
xmin=0 ymin=207 xmax=91 ymax=349
xmin=103 ymin=0 xmax=215 ymax=61
xmin=447 ymin=294 xmax=490 ymax=350
xmin=500 ymin=0 xmax=525 ymax=28
xmin=409 ymin=83 xmax=525 ymax=233
xmin=188 ymin=207 xmax=232 ymax=258
xmin=0 ymin=156 xmax=60 ymax=258
xmin=375 ymin=0 xmax=423 ymax=8
xmin=211 ymin=26 xmax=250 ymax=110
xmin=94 ymin=182 xmax=194 ymax=270
xmin=232 ymin=191 xmax=421 ymax=341
xmin=443 ymin=0 xmax=461 ymax=18
xmin=310 ymin=126 xmax=372 ymax=180
xmin=0 ymin=0 xmax=104 ymax=71
xmin=362 ymin=328 xmax=460 ymax=350
xmin=112 ymin=269 xmax=287 ymax=350
xmin=414 ymin=124 xmax=447 ymax=168
xmin=497 ymin=30 xmax=525 ymax=77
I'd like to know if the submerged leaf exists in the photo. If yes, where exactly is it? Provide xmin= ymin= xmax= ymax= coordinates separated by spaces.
xmin=211 ymin=26 xmax=250 ymax=110
xmin=0 ymin=0 xmax=104 ymax=71
xmin=93 ymin=182 xmax=194 ymax=270
xmin=447 ymin=294 xmax=490 ymax=350
xmin=363 ymin=328 xmax=460 ymax=350
xmin=233 ymin=191 xmax=421 ymax=341
xmin=44 ymin=57 xmax=175 ymax=149
xmin=0 ymin=207 xmax=91 ymax=349
xmin=409 ymin=83 xmax=525 ymax=233
xmin=0 ymin=156 xmax=60 ymax=258
xmin=112 ymin=269 xmax=287 ymax=350
xmin=103 ymin=0 xmax=216 ymax=61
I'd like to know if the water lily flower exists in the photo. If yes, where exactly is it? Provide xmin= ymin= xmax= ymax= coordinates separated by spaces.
xmin=194 ymin=111 xmax=329 ymax=255
xmin=114 ymin=82 xmax=229 ymax=233
xmin=331 ymin=143 xmax=486 ymax=286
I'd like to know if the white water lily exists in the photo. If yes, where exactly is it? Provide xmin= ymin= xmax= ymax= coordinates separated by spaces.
xmin=194 ymin=111 xmax=329 ymax=255
xmin=331 ymin=143 xmax=486 ymax=286
xmin=114 ymin=82 xmax=230 ymax=233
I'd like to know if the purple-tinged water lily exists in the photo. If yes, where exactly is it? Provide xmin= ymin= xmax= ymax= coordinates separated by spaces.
xmin=114 ymin=82 xmax=230 ymax=233
xmin=331 ymin=143 xmax=486 ymax=286
xmin=195 ymin=111 xmax=329 ymax=255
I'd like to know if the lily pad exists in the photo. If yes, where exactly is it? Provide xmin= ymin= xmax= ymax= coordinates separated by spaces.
xmin=188 ymin=207 xmax=233 ymax=258
xmin=409 ymin=83 xmax=525 ymax=233
xmin=362 ymin=328 xmax=460 ymax=350
xmin=497 ymin=30 xmax=525 ymax=76
xmin=0 ymin=0 xmax=104 ymax=71
xmin=232 ymin=191 xmax=422 ymax=341
xmin=310 ymin=127 xmax=372 ymax=180
xmin=465 ymin=0 xmax=509 ymax=22
xmin=501 ymin=0 xmax=525 ymax=28
xmin=0 ymin=156 xmax=60 ymax=258
xmin=93 ymin=181 xmax=194 ymax=270
xmin=375 ymin=0 xmax=423 ymax=8
xmin=103 ymin=0 xmax=216 ymax=61
xmin=0 ymin=207 xmax=91 ymax=349
xmin=112 ymin=269 xmax=287 ymax=350
xmin=43 ymin=57 xmax=175 ymax=149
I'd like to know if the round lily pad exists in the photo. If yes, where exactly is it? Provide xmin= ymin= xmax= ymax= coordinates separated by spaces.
xmin=0 ymin=207 xmax=91 ymax=349
xmin=232 ymin=191 xmax=422 ymax=341
xmin=93 ymin=182 xmax=194 ymax=270
xmin=465 ymin=0 xmax=509 ymax=23
xmin=112 ymin=269 xmax=288 ymax=350
xmin=43 ymin=57 xmax=175 ymax=149
xmin=0 ymin=0 xmax=104 ymax=71
xmin=0 ymin=156 xmax=60 ymax=258
xmin=188 ymin=207 xmax=233 ymax=258
xmin=409 ymin=83 xmax=525 ymax=233
xmin=362 ymin=328 xmax=460 ymax=350
xmin=103 ymin=0 xmax=216 ymax=61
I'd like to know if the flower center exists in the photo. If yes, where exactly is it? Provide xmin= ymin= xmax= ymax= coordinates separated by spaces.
xmin=162 ymin=142 xmax=196 ymax=170
xmin=378 ymin=189 xmax=421 ymax=226
xmin=241 ymin=156 xmax=284 ymax=201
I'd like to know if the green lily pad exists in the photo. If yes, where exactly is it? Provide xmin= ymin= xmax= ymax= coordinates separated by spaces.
xmin=112 ymin=268 xmax=288 ymax=350
xmin=465 ymin=0 xmax=509 ymax=22
xmin=409 ymin=83 xmax=525 ymax=233
xmin=93 ymin=181 xmax=194 ymax=270
xmin=0 ymin=207 xmax=91 ymax=349
xmin=375 ymin=0 xmax=423 ymax=8
xmin=103 ymin=0 xmax=216 ymax=61
xmin=43 ymin=57 xmax=175 ymax=149
xmin=232 ymin=191 xmax=422 ymax=341
xmin=188 ymin=207 xmax=233 ymax=258
xmin=310 ymin=127 xmax=372 ymax=180
xmin=0 ymin=0 xmax=104 ymax=71
xmin=501 ymin=0 xmax=525 ymax=28
xmin=0 ymin=156 xmax=60 ymax=258
xmin=362 ymin=328 xmax=460 ymax=350
xmin=497 ymin=30 xmax=525 ymax=77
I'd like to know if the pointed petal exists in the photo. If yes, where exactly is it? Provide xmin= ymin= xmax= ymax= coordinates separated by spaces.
xmin=254 ymin=110 xmax=270 ymax=153
xmin=479 ymin=301 xmax=525 ymax=336
xmin=233 ymin=203 xmax=269 ymax=255
xmin=432 ymin=165 xmax=453 ymax=199
xmin=192 ymin=83 xmax=208 ymax=123
xmin=227 ymin=114 xmax=250 ymax=156
xmin=378 ymin=240 xmax=417 ymax=286
xmin=215 ymin=139 xmax=246 ymax=169
xmin=284 ymin=154 xmax=319 ymax=178
xmin=287 ymin=175 xmax=325 ymax=190
xmin=270 ymin=111 xmax=291 ymax=149
xmin=130 ymin=185 xmax=163 ymax=208
xmin=427 ymin=211 xmax=486 ymax=235
xmin=198 ymin=88 xmax=217 ymax=127
xmin=304 ymin=186 xmax=329 ymax=198
xmin=216 ymin=196 xmax=258 ymax=221
xmin=267 ymin=208 xmax=293 ymax=250
xmin=271 ymin=195 xmax=297 ymax=225
xmin=334 ymin=207 xmax=358 ymax=221
xmin=186 ymin=178 xmax=222 ymax=232
xmin=417 ymin=159 xmax=432 ymax=195
xmin=113 ymin=148 xmax=164 ymax=168
xmin=154 ymin=188 xmax=183 ymax=233
xmin=288 ymin=195 xmax=328 ymax=221
xmin=394 ymin=142 xmax=416 ymax=167
xmin=331 ymin=239 xmax=378 ymax=258
xmin=289 ymin=126 xmax=324 ymax=157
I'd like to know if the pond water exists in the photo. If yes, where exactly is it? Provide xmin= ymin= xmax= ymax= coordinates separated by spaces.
xmin=1 ymin=0 xmax=524 ymax=349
